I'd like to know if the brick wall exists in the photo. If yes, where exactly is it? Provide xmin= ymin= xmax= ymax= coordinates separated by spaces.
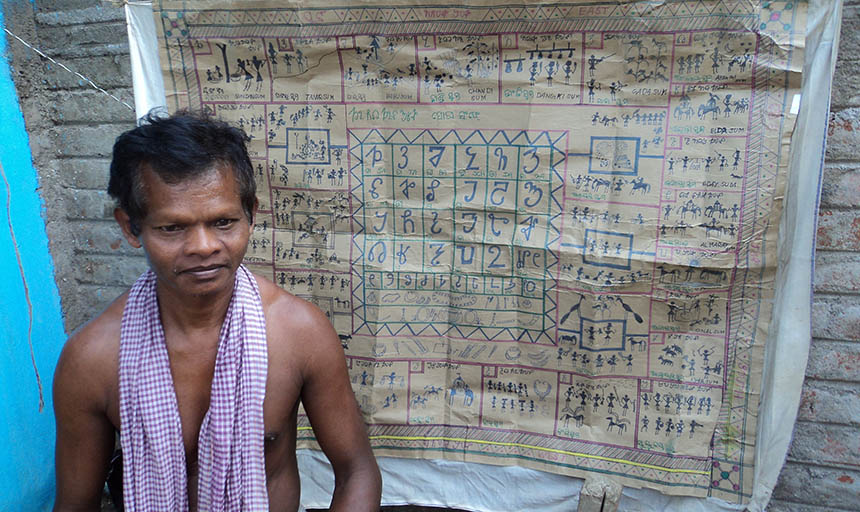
xmin=7 ymin=0 xmax=143 ymax=334
xmin=6 ymin=0 xmax=857 ymax=509
xmin=768 ymin=3 xmax=860 ymax=511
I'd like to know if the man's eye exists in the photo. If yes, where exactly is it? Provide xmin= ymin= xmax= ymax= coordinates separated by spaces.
xmin=158 ymin=225 xmax=182 ymax=233
xmin=215 ymin=219 xmax=236 ymax=228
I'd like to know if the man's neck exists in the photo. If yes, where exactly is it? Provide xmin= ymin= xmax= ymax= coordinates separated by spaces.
xmin=155 ymin=277 xmax=235 ymax=344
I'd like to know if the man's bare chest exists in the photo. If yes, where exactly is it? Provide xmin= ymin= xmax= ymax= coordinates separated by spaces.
xmin=105 ymin=354 xmax=303 ymax=458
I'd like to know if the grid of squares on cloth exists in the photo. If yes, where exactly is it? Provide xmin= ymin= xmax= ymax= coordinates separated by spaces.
xmin=118 ymin=265 xmax=269 ymax=511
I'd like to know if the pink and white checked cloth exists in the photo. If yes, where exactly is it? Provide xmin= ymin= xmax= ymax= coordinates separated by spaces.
xmin=119 ymin=265 xmax=269 ymax=511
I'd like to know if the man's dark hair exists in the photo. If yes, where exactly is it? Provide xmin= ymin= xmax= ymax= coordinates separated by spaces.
xmin=108 ymin=110 xmax=257 ymax=235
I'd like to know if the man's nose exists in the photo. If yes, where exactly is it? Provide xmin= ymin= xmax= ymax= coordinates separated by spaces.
xmin=186 ymin=225 xmax=220 ymax=256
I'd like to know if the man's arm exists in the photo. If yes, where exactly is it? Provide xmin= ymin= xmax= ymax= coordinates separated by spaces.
xmin=53 ymin=326 xmax=117 ymax=511
xmin=295 ymin=303 xmax=382 ymax=511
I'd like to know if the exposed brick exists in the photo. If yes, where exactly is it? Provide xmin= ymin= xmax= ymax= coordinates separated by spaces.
xmin=48 ymin=158 xmax=111 ymax=190
xmin=772 ymin=462 xmax=860 ymax=509
xmin=48 ymin=89 xmax=135 ymax=124
xmin=767 ymin=499 xmax=853 ymax=511
xmin=788 ymin=422 xmax=860 ymax=468
xmin=819 ymin=164 xmax=860 ymax=209
xmin=35 ymin=0 xmax=116 ymax=13
xmin=816 ymin=209 xmax=860 ymax=251
xmin=73 ymin=254 xmax=148 ymax=286
xmin=814 ymin=251 xmax=860 ymax=294
xmin=837 ymin=7 xmax=860 ymax=62
xmin=832 ymin=60 xmax=860 ymax=111
xmin=40 ymin=54 xmax=131 ymax=90
xmin=798 ymin=379 xmax=860 ymax=425
xmin=65 ymin=283 xmax=129 ymax=331
xmin=826 ymin=108 xmax=860 ymax=162
xmin=806 ymin=340 xmax=860 ymax=383
xmin=52 ymin=124 xmax=129 ymax=158
xmin=34 ymin=5 xmax=124 ymax=25
xmin=38 ymin=22 xmax=128 ymax=54
xmin=69 ymin=219 xmax=141 ymax=256
xmin=47 ymin=42 xmax=130 ymax=60
xmin=812 ymin=296 xmax=860 ymax=341
xmin=65 ymin=189 xmax=114 ymax=220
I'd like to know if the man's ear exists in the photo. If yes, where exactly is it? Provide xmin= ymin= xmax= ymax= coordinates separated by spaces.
xmin=114 ymin=208 xmax=143 ymax=249
xmin=249 ymin=198 xmax=259 ymax=228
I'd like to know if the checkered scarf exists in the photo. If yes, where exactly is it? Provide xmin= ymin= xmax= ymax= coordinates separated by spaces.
xmin=119 ymin=265 xmax=269 ymax=511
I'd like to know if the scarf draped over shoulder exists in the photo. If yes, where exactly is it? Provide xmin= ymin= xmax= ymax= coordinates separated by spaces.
xmin=118 ymin=265 xmax=269 ymax=511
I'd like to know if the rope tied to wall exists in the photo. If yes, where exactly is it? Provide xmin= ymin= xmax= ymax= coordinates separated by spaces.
xmin=3 ymin=27 xmax=134 ymax=111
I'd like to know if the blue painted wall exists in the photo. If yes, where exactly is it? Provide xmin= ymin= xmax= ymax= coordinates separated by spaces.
xmin=0 ymin=4 xmax=67 ymax=510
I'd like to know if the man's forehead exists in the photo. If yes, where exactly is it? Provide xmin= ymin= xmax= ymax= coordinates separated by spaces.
xmin=138 ymin=164 xmax=245 ymax=213
xmin=139 ymin=162 xmax=239 ymax=188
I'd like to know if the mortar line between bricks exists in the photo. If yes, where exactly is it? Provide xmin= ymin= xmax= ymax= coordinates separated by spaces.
xmin=769 ymin=499 xmax=858 ymax=512
xmin=811 ymin=290 xmax=860 ymax=297
xmin=816 ymin=205 xmax=860 ymax=211
xmin=35 ymin=20 xmax=127 ymax=29
xmin=809 ymin=337 xmax=860 ymax=344
xmin=802 ymin=376 xmax=860 ymax=386
xmin=807 ymin=339 xmax=860 ymax=346
xmin=782 ymin=459 xmax=860 ymax=472
xmin=785 ymin=457 xmax=860 ymax=471
xmin=793 ymin=418 xmax=860 ymax=428
xmin=812 ymin=248 xmax=860 ymax=254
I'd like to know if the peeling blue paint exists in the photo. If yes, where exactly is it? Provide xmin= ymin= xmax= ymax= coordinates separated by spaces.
xmin=0 ymin=4 xmax=67 ymax=511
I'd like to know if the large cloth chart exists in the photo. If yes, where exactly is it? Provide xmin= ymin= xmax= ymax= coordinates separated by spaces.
xmin=150 ymin=0 xmax=808 ymax=504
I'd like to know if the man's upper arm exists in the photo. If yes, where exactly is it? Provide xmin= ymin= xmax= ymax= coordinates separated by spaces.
xmin=291 ymin=301 xmax=381 ymax=505
xmin=53 ymin=329 xmax=116 ymax=511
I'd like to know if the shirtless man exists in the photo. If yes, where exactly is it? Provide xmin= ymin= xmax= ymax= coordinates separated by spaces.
xmin=53 ymin=112 xmax=381 ymax=511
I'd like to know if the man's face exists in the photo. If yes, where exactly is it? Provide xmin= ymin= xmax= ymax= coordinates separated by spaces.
xmin=116 ymin=165 xmax=255 ymax=299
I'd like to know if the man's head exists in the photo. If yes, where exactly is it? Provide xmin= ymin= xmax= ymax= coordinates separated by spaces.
xmin=108 ymin=110 xmax=256 ymax=235
xmin=108 ymin=111 xmax=258 ymax=298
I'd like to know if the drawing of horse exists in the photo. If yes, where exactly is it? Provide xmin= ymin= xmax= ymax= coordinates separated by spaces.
xmin=606 ymin=414 xmax=629 ymax=434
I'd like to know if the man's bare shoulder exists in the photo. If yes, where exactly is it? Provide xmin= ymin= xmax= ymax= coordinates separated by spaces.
xmin=253 ymin=273 xmax=342 ymax=361
xmin=254 ymin=273 xmax=337 ymax=335
xmin=54 ymin=291 xmax=128 ymax=415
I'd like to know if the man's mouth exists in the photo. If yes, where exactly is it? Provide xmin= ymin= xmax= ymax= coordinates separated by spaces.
xmin=180 ymin=264 xmax=226 ymax=278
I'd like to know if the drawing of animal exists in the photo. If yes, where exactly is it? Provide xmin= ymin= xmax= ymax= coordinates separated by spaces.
xmin=631 ymin=180 xmax=651 ymax=195
xmin=673 ymin=105 xmax=694 ymax=120
xmin=424 ymin=385 xmax=442 ymax=398
xmin=658 ymin=355 xmax=674 ymax=366
xmin=677 ymin=203 xmax=701 ymax=220
xmin=561 ymin=406 xmax=586 ymax=428
xmin=592 ymin=177 xmax=612 ymax=192
xmin=657 ymin=265 xmax=680 ymax=283
xmin=629 ymin=337 xmax=647 ymax=351
xmin=699 ymin=268 xmax=727 ymax=282
xmin=606 ymin=414 xmax=629 ymax=434
xmin=698 ymin=102 xmax=720 ymax=120
xmin=449 ymin=386 xmax=475 ymax=407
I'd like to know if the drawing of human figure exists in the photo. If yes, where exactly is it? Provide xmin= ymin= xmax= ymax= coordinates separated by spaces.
xmin=268 ymin=42 xmax=278 ymax=74
xmin=251 ymin=55 xmax=265 ymax=91
xmin=236 ymin=58 xmax=253 ymax=91
xmin=563 ymin=60 xmax=576 ymax=84
xmin=588 ymin=54 xmax=605 ymax=77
